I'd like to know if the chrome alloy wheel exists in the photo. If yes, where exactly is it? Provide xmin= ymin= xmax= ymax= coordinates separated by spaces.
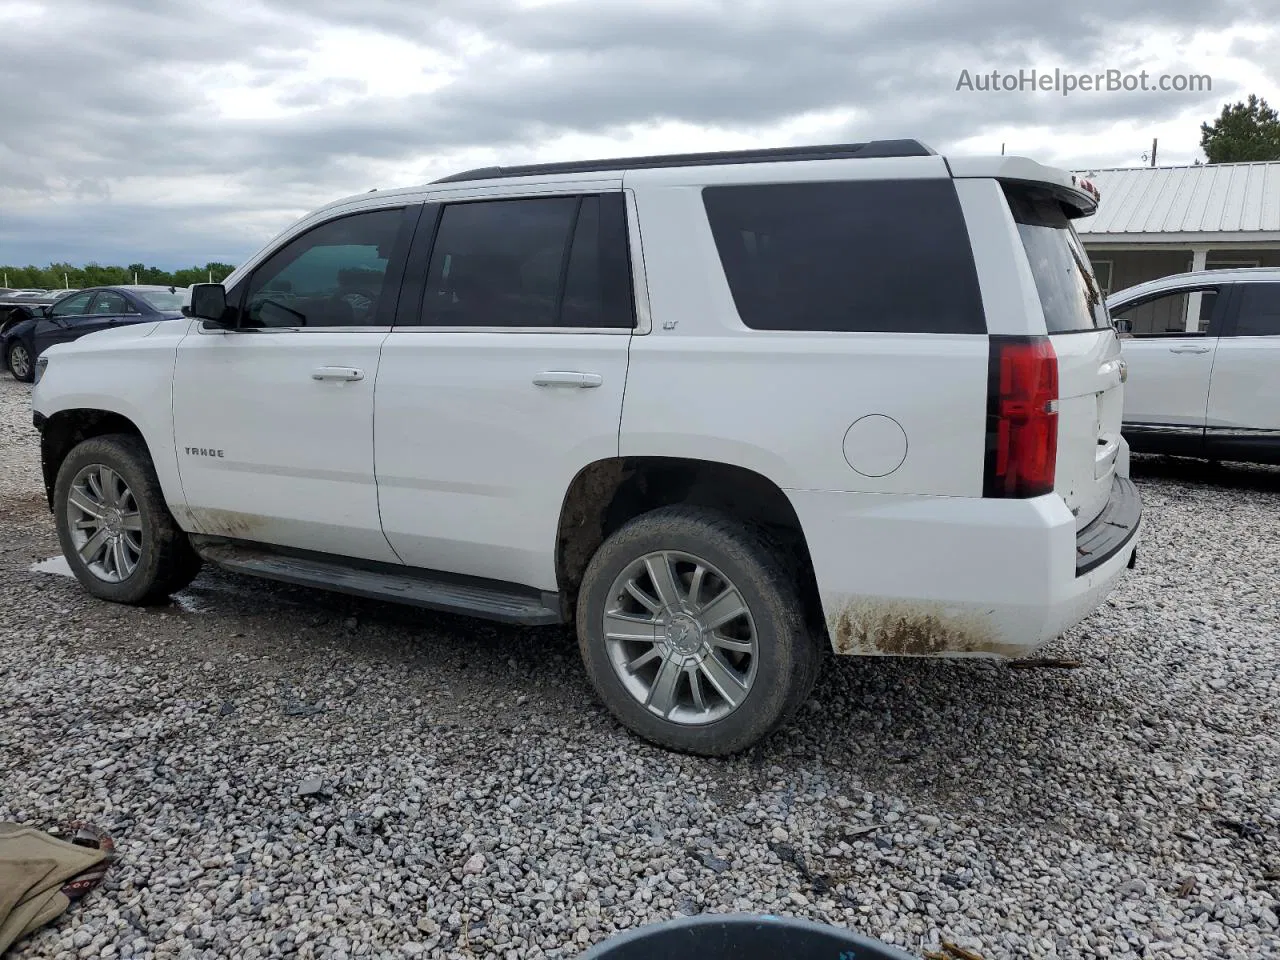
xmin=8 ymin=342 xmax=31 ymax=379
xmin=65 ymin=463 xmax=143 ymax=583
xmin=602 ymin=550 xmax=759 ymax=725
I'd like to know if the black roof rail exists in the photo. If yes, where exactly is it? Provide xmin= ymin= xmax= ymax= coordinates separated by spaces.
xmin=431 ymin=139 xmax=937 ymax=184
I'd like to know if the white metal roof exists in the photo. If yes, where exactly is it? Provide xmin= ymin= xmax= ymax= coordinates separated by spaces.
xmin=1074 ymin=161 xmax=1280 ymax=239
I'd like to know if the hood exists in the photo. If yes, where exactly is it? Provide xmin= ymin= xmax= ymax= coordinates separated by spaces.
xmin=46 ymin=320 xmax=164 ymax=356
xmin=2 ymin=317 xmax=38 ymax=340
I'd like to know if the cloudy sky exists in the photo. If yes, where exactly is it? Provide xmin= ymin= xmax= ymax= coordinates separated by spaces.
xmin=1 ymin=0 xmax=1278 ymax=269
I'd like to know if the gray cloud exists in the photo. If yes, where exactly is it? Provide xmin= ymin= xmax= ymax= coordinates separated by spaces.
xmin=0 ymin=0 xmax=1270 ymax=267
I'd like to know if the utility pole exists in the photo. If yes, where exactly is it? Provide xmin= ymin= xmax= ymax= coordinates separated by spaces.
xmin=64 ymin=272 xmax=69 ymax=289
xmin=1001 ymin=142 xmax=1006 ymax=155
xmin=1151 ymin=138 xmax=1157 ymax=167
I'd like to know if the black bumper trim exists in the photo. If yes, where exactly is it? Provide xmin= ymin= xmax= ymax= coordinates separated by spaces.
xmin=1076 ymin=475 xmax=1142 ymax=577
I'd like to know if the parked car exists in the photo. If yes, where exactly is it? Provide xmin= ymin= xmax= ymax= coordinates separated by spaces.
xmin=1108 ymin=267 xmax=1280 ymax=465
xmin=4 ymin=285 xmax=186 ymax=381
xmin=1 ymin=301 xmax=47 ymax=336
xmin=31 ymin=141 xmax=1139 ymax=755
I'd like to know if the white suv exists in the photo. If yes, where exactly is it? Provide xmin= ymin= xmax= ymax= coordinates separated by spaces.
xmin=1108 ymin=267 xmax=1280 ymax=465
xmin=31 ymin=140 xmax=1140 ymax=755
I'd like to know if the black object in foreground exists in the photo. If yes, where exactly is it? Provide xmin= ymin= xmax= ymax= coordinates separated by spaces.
xmin=578 ymin=914 xmax=917 ymax=960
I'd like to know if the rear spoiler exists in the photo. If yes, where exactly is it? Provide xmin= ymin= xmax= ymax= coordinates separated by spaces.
xmin=946 ymin=155 xmax=1100 ymax=218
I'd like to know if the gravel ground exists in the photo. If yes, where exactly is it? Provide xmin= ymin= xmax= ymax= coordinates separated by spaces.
xmin=1 ymin=372 xmax=1278 ymax=960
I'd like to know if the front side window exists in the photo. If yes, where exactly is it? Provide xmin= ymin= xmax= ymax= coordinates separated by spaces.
xmin=1112 ymin=288 xmax=1218 ymax=337
xmin=49 ymin=292 xmax=93 ymax=318
xmin=702 ymin=179 xmax=986 ymax=334
xmin=1004 ymin=185 xmax=1108 ymax=335
xmin=1231 ymin=282 xmax=1280 ymax=336
xmin=417 ymin=194 xmax=634 ymax=329
xmin=243 ymin=209 xmax=404 ymax=328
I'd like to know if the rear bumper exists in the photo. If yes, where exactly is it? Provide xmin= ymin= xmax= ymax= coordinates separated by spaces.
xmin=789 ymin=478 xmax=1141 ymax=658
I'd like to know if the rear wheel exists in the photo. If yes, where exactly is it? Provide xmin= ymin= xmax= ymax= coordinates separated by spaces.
xmin=54 ymin=434 xmax=202 ymax=605
xmin=7 ymin=341 xmax=33 ymax=381
xmin=576 ymin=506 xmax=821 ymax=756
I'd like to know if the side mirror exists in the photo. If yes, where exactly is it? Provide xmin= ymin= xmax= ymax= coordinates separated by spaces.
xmin=1113 ymin=317 xmax=1132 ymax=335
xmin=186 ymin=283 xmax=230 ymax=326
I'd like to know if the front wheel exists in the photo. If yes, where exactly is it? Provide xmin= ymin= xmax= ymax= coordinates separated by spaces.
xmin=7 ymin=341 xmax=34 ymax=382
xmin=53 ymin=434 xmax=202 ymax=605
xmin=576 ymin=506 xmax=821 ymax=756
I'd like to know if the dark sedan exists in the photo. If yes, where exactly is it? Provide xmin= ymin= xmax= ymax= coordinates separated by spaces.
xmin=2 ymin=285 xmax=187 ymax=382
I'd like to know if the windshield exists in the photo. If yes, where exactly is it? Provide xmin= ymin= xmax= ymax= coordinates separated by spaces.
xmin=136 ymin=289 xmax=187 ymax=311
xmin=1004 ymin=185 xmax=1109 ymax=334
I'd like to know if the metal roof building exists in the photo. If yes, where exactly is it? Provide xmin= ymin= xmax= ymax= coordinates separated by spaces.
xmin=1071 ymin=161 xmax=1280 ymax=298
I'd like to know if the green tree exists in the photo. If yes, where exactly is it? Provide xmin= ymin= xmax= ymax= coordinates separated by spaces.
xmin=1 ymin=261 xmax=237 ymax=290
xmin=1200 ymin=94 xmax=1280 ymax=163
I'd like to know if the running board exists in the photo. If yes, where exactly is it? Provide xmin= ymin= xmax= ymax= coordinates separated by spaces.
xmin=191 ymin=539 xmax=563 ymax=626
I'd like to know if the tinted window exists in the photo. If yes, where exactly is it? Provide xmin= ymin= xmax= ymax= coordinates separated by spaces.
xmin=244 ymin=209 xmax=403 ymax=328
xmin=49 ymin=292 xmax=93 ymax=317
xmin=701 ymin=179 xmax=985 ymax=334
xmin=1004 ymin=186 xmax=1108 ymax=334
xmin=417 ymin=195 xmax=633 ymax=329
xmin=90 ymin=291 xmax=129 ymax=314
xmin=1113 ymin=289 xmax=1217 ymax=337
xmin=1231 ymin=282 xmax=1280 ymax=336
xmin=561 ymin=196 xmax=635 ymax=329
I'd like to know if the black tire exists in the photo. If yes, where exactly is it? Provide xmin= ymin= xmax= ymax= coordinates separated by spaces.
xmin=7 ymin=340 xmax=34 ymax=382
xmin=576 ymin=505 xmax=822 ymax=756
xmin=54 ymin=434 xmax=202 ymax=605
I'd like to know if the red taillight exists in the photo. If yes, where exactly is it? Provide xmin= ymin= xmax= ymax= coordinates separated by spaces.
xmin=983 ymin=336 xmax=1058 ymax=498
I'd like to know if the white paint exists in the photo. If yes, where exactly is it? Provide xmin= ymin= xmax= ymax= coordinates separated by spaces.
xmin=1187 ymin=247 xmax=1209 ymax=331
xmin=842 ymin=415 xmax=908 ymax=478
xmin=29 ymin=556 xmax=73 ymax=577
xmin=31 ymin=147 xmax=1144 ymax=662
xmin=170 ymin=328 xmax=401 ymax=563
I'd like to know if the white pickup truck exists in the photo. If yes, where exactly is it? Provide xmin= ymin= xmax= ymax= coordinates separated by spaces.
xmin=31 ymin=140 xmax=1140 ymax=755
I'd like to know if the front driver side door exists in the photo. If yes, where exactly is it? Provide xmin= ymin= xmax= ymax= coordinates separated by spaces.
xmin=171 ymin=204 xmax=421 ymax=562
xmin=1113 ymin=284 xmax=1225 ymax=457
xmin=33 ymin=290 xmax=95 ymax=354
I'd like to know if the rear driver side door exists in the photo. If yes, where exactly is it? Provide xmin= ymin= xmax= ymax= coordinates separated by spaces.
xmin=1205 ymin=281 xmax=1280 ymax=462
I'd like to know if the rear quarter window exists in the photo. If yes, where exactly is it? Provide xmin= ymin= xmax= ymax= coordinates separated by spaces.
xmin=701 ymin=179 xmax=986 ymax=334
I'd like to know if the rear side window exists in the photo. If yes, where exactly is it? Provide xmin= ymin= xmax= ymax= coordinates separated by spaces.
xmin=701 ymin=180 xmax=986 ymax=334
xmin=1231 ymin=282 xmax=1280 ymax=336
xmin=418 ymin=194 xmax=634 ymax=328
xmin=1004 ymin=185 xmax=1108 ymax=334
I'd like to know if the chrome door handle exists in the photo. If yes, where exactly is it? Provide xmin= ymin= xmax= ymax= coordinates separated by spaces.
xmin=312 ymin=366 xmax=364 ymax=381
xmin=533 ymin=371 xmax=603 ymax=388
xmin=1169 ymin=345 xmax=1210 ymax=354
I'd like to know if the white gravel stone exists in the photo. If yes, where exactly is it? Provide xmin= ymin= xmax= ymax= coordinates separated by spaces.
xmin=1 ymin=376 xmax=1278 ymax=960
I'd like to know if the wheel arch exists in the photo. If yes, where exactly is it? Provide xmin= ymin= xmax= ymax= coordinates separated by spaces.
xmin=37 ymin=409 xmax=152 ymax=512
xmin=554 ymin=456 xmax=825 ymax=637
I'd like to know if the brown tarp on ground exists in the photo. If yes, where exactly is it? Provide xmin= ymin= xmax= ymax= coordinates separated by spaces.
xmin=0 ymin=825 xmax=107 ymax=955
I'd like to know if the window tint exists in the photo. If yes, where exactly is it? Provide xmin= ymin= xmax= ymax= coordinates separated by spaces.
xmin=1231 ymin=282 xmax=1280 ymax=336
xmin=49 ymin=292 xmax=93 ymax=317
xmin=417 ymin=194 xmax=633 ymax=329
xmin=561 ymin=196 xmax=635 ymax=329
xmin=1004 ymin=186 xmax=1107 ymax=334
xmin=90 ymin=291 xmax=129 ymax=314
xmin=243 ymin=209 xmax=403 ymax=328
xmin=701 ymin=180 xmax=985 ymax=334
xmin=1113 ymin=289 xmax=1217 ymax=337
